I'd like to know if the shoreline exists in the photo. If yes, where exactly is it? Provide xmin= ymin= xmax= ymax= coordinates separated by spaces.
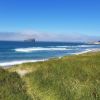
xmin=0 ymin=48 xmax=100 ymax=68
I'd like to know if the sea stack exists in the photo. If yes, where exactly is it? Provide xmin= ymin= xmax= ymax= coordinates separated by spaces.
xmin=24 ymin=38 xmax=36 ymax=42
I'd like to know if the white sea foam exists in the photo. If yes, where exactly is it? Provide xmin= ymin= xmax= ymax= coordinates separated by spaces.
xmin=73 ymin=48 xmax=100 ymax=55
xmin=14 ymin=45 xmax=95 ymax=53
xmin=49 ymin=45 xmax=95 ymax=48
xmin=15 ymin=47 xmax=68 ymax=53
xmin=72 ymin=45 xmax=95 ymax=48
xmin=78 ymin=45 xmax=95 ymax=47
xmin=0 ymin=59 xmax=48 ymax=67
xmin=72 ymin=49 xmax=93 ymax=55
xmin=49 ymin=46 xmax=69 ymax=48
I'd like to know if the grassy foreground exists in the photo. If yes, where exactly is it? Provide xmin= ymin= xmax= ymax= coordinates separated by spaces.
xmin=0 ymin=68 xmax=32 ymax=100
xmin=1 ymin=52 xmax=100 ymax=100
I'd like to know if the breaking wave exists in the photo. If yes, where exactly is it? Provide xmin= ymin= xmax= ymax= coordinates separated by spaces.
xmin=14 ymin=47 xmax=69 ymax=53
xmin=49 ymin=45 xmax=95 ymax=48
xmin=71 ymin=49 xmax=93 ymax=55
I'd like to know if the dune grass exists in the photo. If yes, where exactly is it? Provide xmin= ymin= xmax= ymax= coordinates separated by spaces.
xmin=1 ymin=52 xmax=100 ymax=100
xmin=0 ymin=68 xmax=32 ymax=100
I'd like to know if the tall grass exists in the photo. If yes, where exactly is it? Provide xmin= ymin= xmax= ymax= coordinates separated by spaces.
xmin=0 ymin=68 xmax=32 ymax=100
xmin=2 ymin=52 xmax=100 ymax=100
xmin=23 ymin=52 xmax=100 ymax=100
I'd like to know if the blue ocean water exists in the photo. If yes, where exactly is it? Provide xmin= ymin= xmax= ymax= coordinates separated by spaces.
xmin=0 ymin=41 xmax=100 ymax=67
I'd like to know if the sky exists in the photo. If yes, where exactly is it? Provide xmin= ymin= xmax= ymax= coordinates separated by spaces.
xmin=0 ymin=0 xmax=100 ymax=41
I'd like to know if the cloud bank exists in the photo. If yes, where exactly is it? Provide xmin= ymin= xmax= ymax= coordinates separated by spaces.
xmin=0 ymin=31 xmax=100 ymax=42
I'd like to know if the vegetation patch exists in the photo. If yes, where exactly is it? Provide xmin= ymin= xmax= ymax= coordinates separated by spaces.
xmin=0 ymin=68 xmax=32 ymax=100
xmin=1 ymin=52 xmax=100 ymax=100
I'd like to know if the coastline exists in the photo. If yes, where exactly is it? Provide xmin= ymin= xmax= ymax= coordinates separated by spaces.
xmin=0 ymin=48 xmax=100 ymax=68
xmin=1 ymin=49 xmax=100 ymax=100
xmin=0 ymin=59 xmax=48 ymax=68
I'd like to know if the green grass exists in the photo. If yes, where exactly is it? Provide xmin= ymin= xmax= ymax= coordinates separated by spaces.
xmin=1 ymin=52 xmax=100 ymax=100
xmin=0 ymin=68 xmax=32 ymax=100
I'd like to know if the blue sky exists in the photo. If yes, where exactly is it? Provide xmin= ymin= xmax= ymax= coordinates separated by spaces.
xmin=0 ymin=0 xmax=100 ymax=41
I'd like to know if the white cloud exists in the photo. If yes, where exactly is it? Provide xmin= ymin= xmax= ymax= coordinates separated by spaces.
xmin=0 ymin=31 xmax=100 ymax=42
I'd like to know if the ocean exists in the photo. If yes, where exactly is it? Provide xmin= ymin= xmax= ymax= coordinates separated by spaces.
xmin=0 ymin=41 xmax=100 ymax=67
